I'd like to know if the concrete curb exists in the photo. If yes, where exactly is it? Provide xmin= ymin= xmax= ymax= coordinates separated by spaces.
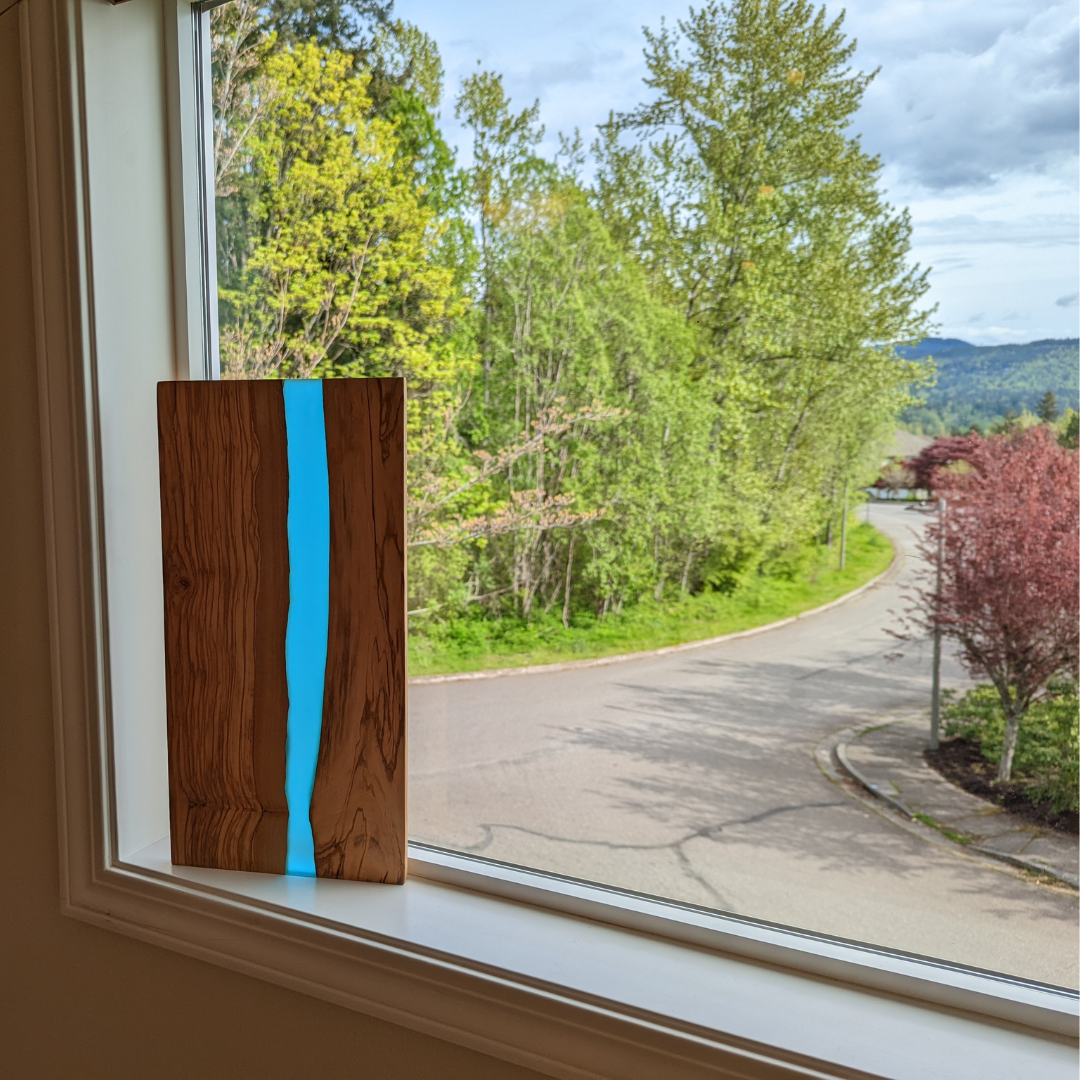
xmin=824 ymin=719 xmax=1079 ymax=891
xmin=979 ymin=849 xmax=1080 ymax=890
xmin=836 ymin=740 xmax=917 ymax=821
xmin=411 ymin=542 xmax=903 ymax=686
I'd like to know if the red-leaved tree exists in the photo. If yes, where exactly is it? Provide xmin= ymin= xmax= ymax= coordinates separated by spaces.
xmin=905 ymin=433 xmax=981 ymax=492
xmin=912 ymin=427 xmax=1079 ymax=780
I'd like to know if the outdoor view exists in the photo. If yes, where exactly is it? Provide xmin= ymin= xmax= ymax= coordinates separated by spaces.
xmin=209 ymin=0 xmax=1079 ymax=986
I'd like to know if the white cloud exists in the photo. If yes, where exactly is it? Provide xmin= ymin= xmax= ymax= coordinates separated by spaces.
xmin=896 ymin=167 xmax=1077 ymax=343
xmin=913 ymin=212 xmax=1078 ymax=247
xmin=849 ymin=1 xmax=1079 ymax=191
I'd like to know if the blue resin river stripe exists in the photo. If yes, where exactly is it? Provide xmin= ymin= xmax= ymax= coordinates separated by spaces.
xmin=282 ymin=380 xmax=331 ymax=877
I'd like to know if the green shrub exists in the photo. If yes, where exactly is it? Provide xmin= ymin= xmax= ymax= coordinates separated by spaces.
xmin=943 ymin=682 xmax=1079 ymax=813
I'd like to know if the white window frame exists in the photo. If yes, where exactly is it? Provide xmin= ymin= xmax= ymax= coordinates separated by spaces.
xmin=20 ymin=0 xmax=1078 ymax=1076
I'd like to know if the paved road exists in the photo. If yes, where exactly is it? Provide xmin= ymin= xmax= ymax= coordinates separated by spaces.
xmin=410 ymin=504 xmax=1079 ymax=987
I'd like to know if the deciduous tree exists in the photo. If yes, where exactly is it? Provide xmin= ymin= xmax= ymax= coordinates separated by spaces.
xmin=597 ymin=0 xmax=933 ymax=570
xmin=219 ymin=43 xmax=463 ymax=389
xmin=911 ymin=427 xmax=1079 ymax=780
xmin=905 ymin=433 xmax=980 ymax=491
xmin=212 ymin=0 xmax=943 ymax=632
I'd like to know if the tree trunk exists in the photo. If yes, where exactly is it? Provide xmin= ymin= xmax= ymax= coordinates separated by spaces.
xmin=561 ymin=534 xmax=576 ymax=629
xmin=997 ymin=706 xmax=1023 ymax=781
xmin=680 ymin=550 xmax=693 ymax=593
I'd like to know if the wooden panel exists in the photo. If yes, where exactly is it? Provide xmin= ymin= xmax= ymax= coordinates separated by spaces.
xmin=157 ymin=381 xmax=290 ymax=873
xmin=311 ymin=379 xmax=407 ymax=882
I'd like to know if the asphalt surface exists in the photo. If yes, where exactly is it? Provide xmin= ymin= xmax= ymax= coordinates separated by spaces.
xmin=409 ymin=503 xmax=1079 ymax=988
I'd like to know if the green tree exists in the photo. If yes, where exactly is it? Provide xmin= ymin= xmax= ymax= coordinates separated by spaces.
xmin=219 ymin=43 xmax=463 ymax=389
xmin=1059 ymin=409 xmax=1079 ymax=450
xmin=455 ymin=70 xmax=547 ymax=411
xmin=596 ymin=0 xmax=933 ymax=572
xmin=211 ymin=3 xmax=454 ymax=292
xmin=211 ymin=1 xmax=940 ymax=636
xmin=261 ymin=0 xmax=391 ymax=53
xmin=446 ymin=72 xmax=730 ymax=620
xmin=217 ymin=41 xmax=482 ymax=615
xmin=1037 ymin=389 xmax=1061 ymax=423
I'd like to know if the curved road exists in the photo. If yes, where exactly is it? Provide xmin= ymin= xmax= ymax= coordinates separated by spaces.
xmin=409 ymin=503 xmax=1078 ymax=987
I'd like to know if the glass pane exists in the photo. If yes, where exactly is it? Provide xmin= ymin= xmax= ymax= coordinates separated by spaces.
xmin=208 ymin=0 xmax=1080 ymax=989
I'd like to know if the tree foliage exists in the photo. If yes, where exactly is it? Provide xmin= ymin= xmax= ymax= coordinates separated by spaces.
xmin=219 ymin=43 xmax=462 ymax=386
xmin=261 ymin=0 xmax=390 ymax=53
xmin=943 ymin=683 xmax=1078 ymax=814
xmin=905 ymin=434 xmax=980 ymax=491
xmin=911 ymin=428 xmax=1079 ymax=781
xmin=1037 ymin=390 xmax=1061 ymax=423
xmin=211 ymin=0 xmax=938 ymax=629
xmin=594 ymin=0 xmax=932 ymax=576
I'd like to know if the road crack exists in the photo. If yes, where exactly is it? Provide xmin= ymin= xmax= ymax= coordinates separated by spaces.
xmin=460 ymin=799 xmax=846 ymax=913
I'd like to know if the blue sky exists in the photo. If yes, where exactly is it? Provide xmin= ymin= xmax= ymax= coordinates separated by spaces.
xmin=394 ymin=0 xmax=1079 ymax=346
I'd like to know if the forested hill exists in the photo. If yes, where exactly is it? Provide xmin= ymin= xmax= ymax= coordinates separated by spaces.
xmin=901 ymin=338 xmax=1080 ymax=433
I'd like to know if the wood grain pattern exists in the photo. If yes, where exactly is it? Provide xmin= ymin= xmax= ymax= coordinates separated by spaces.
xmin=158 ymin=381 xmax=290 ymax=873
xmin=311 ymin=379 xmax=407 ymax=883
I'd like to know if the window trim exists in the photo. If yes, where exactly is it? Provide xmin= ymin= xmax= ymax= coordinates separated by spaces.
xmin=21 ymin=0 xmax=1078 ymax=1076
xmin=163 ymin=0 xmax=218 ymax=380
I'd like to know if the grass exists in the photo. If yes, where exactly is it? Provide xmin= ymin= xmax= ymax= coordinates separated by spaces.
xmin=408 ymin=521 xmax=895 ymax=677
xmin=913 ymin=812 xmax=973 ymax=846
xmin=856 ymin=722 xmax=894 ymax=737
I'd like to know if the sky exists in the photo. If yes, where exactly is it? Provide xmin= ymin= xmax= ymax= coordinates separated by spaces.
xmin=393 ymin=0 xmax=1079 ymax=346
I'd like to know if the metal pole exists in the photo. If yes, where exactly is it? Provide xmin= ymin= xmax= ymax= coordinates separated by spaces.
xmin=839 ymin=477 xmax=849 ymax=570
xmin=929 ymin=497 xmax=946 ymax=750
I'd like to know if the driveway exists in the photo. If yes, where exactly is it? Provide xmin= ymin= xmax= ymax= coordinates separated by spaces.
xmin=409 ymin=503 xmax=1079 ymax=987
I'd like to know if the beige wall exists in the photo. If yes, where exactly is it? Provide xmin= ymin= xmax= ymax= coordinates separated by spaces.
xmin=0 ymin=8 xmax=541 ymax=1076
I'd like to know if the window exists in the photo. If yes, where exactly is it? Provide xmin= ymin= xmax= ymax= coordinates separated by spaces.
xmin=209 ymin=0 xmax=1077 ymax=985
xmin=25 ymin=0 xmax=1078 ymax=1075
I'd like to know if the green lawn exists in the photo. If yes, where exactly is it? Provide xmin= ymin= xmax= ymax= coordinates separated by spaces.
xmin=408 ymin=522 xmax=895 ymax=677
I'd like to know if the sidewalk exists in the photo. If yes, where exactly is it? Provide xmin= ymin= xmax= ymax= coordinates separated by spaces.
xmin=838 ymin=715 xmax=1079 ymax=889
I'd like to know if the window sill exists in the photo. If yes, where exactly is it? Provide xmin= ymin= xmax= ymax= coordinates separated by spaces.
xmin=67 ymin=838 xmax=1072 ymax=1079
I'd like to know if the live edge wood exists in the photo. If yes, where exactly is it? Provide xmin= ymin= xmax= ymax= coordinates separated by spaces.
xmin=157 ymin=381 xmax=290 ymax=874
xmin=158 ymin=378 xmax=407 ymax=883
xmin=312 ymin=379 xmax=407 ymax=883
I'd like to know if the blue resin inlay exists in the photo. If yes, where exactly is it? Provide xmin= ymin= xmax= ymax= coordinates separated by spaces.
xmin=283 ymin=380 xmax=330 ymax=877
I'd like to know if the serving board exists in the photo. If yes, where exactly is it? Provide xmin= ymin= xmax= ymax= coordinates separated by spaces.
xmin=157 ymin=378 xmax=406 ymax=883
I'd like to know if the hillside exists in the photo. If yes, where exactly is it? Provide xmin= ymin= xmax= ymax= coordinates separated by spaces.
xmin=900 ymin=338 xmax=1079 ymax=434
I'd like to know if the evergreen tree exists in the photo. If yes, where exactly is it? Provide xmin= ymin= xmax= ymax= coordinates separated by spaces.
xmin=1037 ymin=390 xmax=1061 ymax=423
xmin=262 ymin=0 xmax=391 ymax=54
